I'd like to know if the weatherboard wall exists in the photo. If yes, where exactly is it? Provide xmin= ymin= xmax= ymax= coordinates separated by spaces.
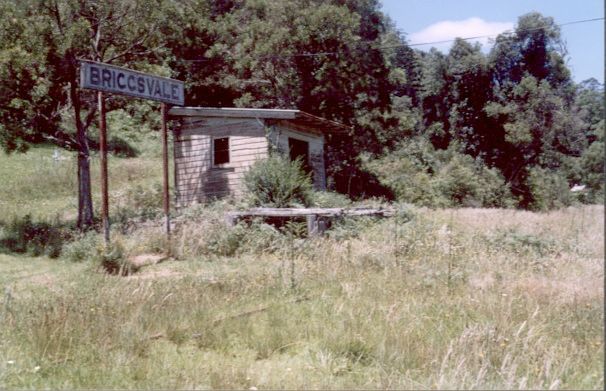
xmin=173 ymin=117 xmax=269 ymax=205
xmin=173 ymin=116 xmax=327 ymax=206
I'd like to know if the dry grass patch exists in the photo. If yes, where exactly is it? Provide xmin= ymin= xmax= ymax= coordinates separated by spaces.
xmin=0 ymin=204 xmax=603 ymax=389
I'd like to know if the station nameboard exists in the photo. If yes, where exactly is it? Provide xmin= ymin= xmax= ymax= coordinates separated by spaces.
xmin=80 ymin=60 xmax=184 ymax=106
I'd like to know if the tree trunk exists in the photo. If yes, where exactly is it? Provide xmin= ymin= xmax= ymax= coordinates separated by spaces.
xmin=77 ymin=147 xmax=94 ymax=229
xmin=70 ymin=79 xmax=94 ymax=230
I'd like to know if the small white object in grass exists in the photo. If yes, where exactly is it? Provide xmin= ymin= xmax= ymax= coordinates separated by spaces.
xmin=33 ymin=366 xmax=40 ymax=373
xmin=571 ymin=184 xmax=586 ymax=192
xmin=7 ymin=360 xmax=15 ymax=365
xmin=53 ymin=149 xmax=60 ymax=162
xmin=249 ymin=387 xmax=258 ymax=390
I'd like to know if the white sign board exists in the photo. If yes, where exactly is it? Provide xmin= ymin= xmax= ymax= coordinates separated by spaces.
xmin=80 ymin=60 xmax=184 ymax=106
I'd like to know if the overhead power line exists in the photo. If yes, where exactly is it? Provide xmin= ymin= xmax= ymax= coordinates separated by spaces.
xmin=176 ymin=16 xmax=604 ymax=63
xmin=401 ymin=17 xmax=604 ymax=48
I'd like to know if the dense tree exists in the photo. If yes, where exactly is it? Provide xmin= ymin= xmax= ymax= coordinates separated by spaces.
xmin=0 ymin=0 xmax=169 ymax=228
xmin=1 ymin=2 xmax=600 ymax=210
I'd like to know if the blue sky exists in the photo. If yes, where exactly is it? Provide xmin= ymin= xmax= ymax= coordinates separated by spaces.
xmin=380 ymin=0 xmax=604 ymax=84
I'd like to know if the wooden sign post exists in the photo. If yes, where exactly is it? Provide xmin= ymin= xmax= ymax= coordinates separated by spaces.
xmin=80 ymin=60 xmax=184 ymax=248
xmin=98 ymin=91 xmax=110 ymax=243
xmin=160 ymin=103 xmax=171 ymax=246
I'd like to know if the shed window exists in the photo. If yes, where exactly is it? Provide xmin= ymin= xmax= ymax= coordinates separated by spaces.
xmin=213 ymin=137 xmax=229 ymax=165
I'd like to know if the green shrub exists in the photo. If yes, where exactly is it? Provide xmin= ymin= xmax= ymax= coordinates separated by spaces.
xmin=243 ymin=154 xmax=313 ymax=208
xmin=107 ymin=136 xmax=139 ymax=158
xmin=363 ymin=138 xmax=442 ymax=206
xmin=0 ymin=214 xmax=69 ymax=258
xmin=312 ymin=190 xmax=352 ymax=208
xmin=114 ymin=183 xmax=164 ymax=232
xmin=62 ymin=231 xmax=100 ymax=262
xmin=487 ymin=228 xmax=560 ymax=258
xmin=579 ymin=137 xmax=604 ymax=203
xmin=365 ymin=139 xmax=514 ymax=208
xmin=434 ymin=153 xmax=513 ymax=208
xmin=93 ymin=240 xmax=133 ymax=275
xmin=527 ymin=167 xmax=574 ymax=211
xmin=205 ymin=222 xmax=248 ymax=256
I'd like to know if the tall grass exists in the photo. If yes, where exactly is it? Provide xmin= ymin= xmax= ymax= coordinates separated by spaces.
xmin=0 ymin=205 xmax=602 ymax=389
xmin=0 ymin=145 xmax=166 ymax=221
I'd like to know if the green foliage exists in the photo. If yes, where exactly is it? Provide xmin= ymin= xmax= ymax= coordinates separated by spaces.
xmin=0 ymin=214 xmax=69 ymax=258
xmin=0 ymin=0 xmax=176 ymax=229
xmin=579 ymin=137 xmax=605 ymax=202
xmin=487 ymin=227 xmax=560 ymax=258
xmin=94 ymin=241 xmax=130 ymax=275
xmin=113 ymin=183 xmax=165 ymax=234
xmin=527 ymin=167 xmax=574 ymax=211
xmin=105 ymin=107 xmax=161 ymax=156
xmin=365 ymin=139 xmax=514 ymax=208
xmin=243 ymin=154 xmax=313 ymax=208
xmin=433 ymin=153 xmax=513 ymax=208
xmin=62 ymin=231 xmax=100 ymax=263
xmin=312 ymin=191 xmax=352 ymax=208
xmin=0 ymin=1 xmax=601 ymax=212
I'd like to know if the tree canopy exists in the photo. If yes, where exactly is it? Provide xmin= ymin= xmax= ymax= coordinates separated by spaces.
xmin=0 ymin=1 xmax=602 ymax=216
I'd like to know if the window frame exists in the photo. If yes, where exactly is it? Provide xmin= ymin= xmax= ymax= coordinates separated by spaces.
xmin=212 ymin=136 xmax=230 ymax=167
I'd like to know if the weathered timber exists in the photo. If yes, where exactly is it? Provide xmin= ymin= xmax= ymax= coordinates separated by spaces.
xmin=225 ymin=207 xmax=394 ymax=236
xmin=169 ymin=107 xmax=350 ymax=206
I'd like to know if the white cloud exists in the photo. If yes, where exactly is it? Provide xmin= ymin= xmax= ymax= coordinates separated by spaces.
xmin=408 ymin=17 xmax=514 ymax=52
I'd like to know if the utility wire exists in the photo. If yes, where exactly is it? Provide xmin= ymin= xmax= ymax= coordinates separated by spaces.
xmin=175 ymin=16 xmax=604 ymax=63
xmin=399 ymin=17 xmax=605 ymax=48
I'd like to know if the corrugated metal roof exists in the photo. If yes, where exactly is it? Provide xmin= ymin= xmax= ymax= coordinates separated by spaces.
xmin=168 ymin=107 xmax=349 ymax=135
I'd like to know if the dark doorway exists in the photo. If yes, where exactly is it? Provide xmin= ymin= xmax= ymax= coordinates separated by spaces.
xmin=288 ymin=137 xmax=311 ymax=175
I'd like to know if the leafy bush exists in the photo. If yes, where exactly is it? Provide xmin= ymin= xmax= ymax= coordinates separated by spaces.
xmin=433 ymin=153 xmax=513 ymax=208
xmin=365 ymin=139 xmax=514 ymax=208
xmin=487 ymin=227 xmax=560 ymax=258
xmin=527 ymin=167 xmax=574 ymax=211
xmin=243 ymin=154 xmax=313 ymax=208
xmin=204 ymin=222 xmax=249 ymax=257
xmin=107 ymin=136 xmax=139 ymax=158
xmin=0 ymin=214 xmax=69 ymax=258
xmin=93 ymin=240 xmax=133 ymax=275
xmin=312 ymin=190 xmax=352 ymax=208
xmin=172 ymin=202 xmax=290 ymax=258
xmin=579 ymin=134 xmax=604 ymax=203
xmin=114 ymin=183 xmax=164 ymax=232
xmin=62 ymin=231 xmax=100 ymax=262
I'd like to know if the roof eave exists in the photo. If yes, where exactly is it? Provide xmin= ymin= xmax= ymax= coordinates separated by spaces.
xmin=168 ymin=106 xmax=350 ymax=135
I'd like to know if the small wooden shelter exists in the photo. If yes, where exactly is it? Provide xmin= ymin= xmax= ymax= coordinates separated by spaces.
xmin=168 ymin=107 xmax=348 ymax=206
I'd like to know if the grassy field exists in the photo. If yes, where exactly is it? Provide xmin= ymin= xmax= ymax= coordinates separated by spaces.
xmin=0 ymin=146 xmax=603 ymax=389
xmin=0 ymin=144 xmax=166 ymax=221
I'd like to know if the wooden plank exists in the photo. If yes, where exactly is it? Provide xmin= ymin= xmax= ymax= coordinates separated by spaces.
xmin=175 ymin=175 xmax=243 ymax=186
xmin=178 ymin=178 xmax=245 ymax=189
xmin=228 ymin=208 xmax=343 ymax=217
xmin=184 ymin=127 xmax=265 ymax=138
xmin=225 ymin=207 xmax=395 ymax=218
xmin=174 ymin=138 xmax=266 ymax=152
xmin=175 ymin=136 xmax=210 ymax=144
xmin=272 ymin=120 xmax=324 ymax=137
xmin=179 ymin=121 xmax=264 ymax=133
xmin=169 ymin=107 xmax=298 ymax=119
xmin=174 ymin=144 xmax=267 ymax=159
xmin=174 ymin=151 xmax=267 ymax=166
xmin=175 ymin=161 xmax=258 ymax=174
xmin=223 ymin=207 xmax=392 ymax=236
